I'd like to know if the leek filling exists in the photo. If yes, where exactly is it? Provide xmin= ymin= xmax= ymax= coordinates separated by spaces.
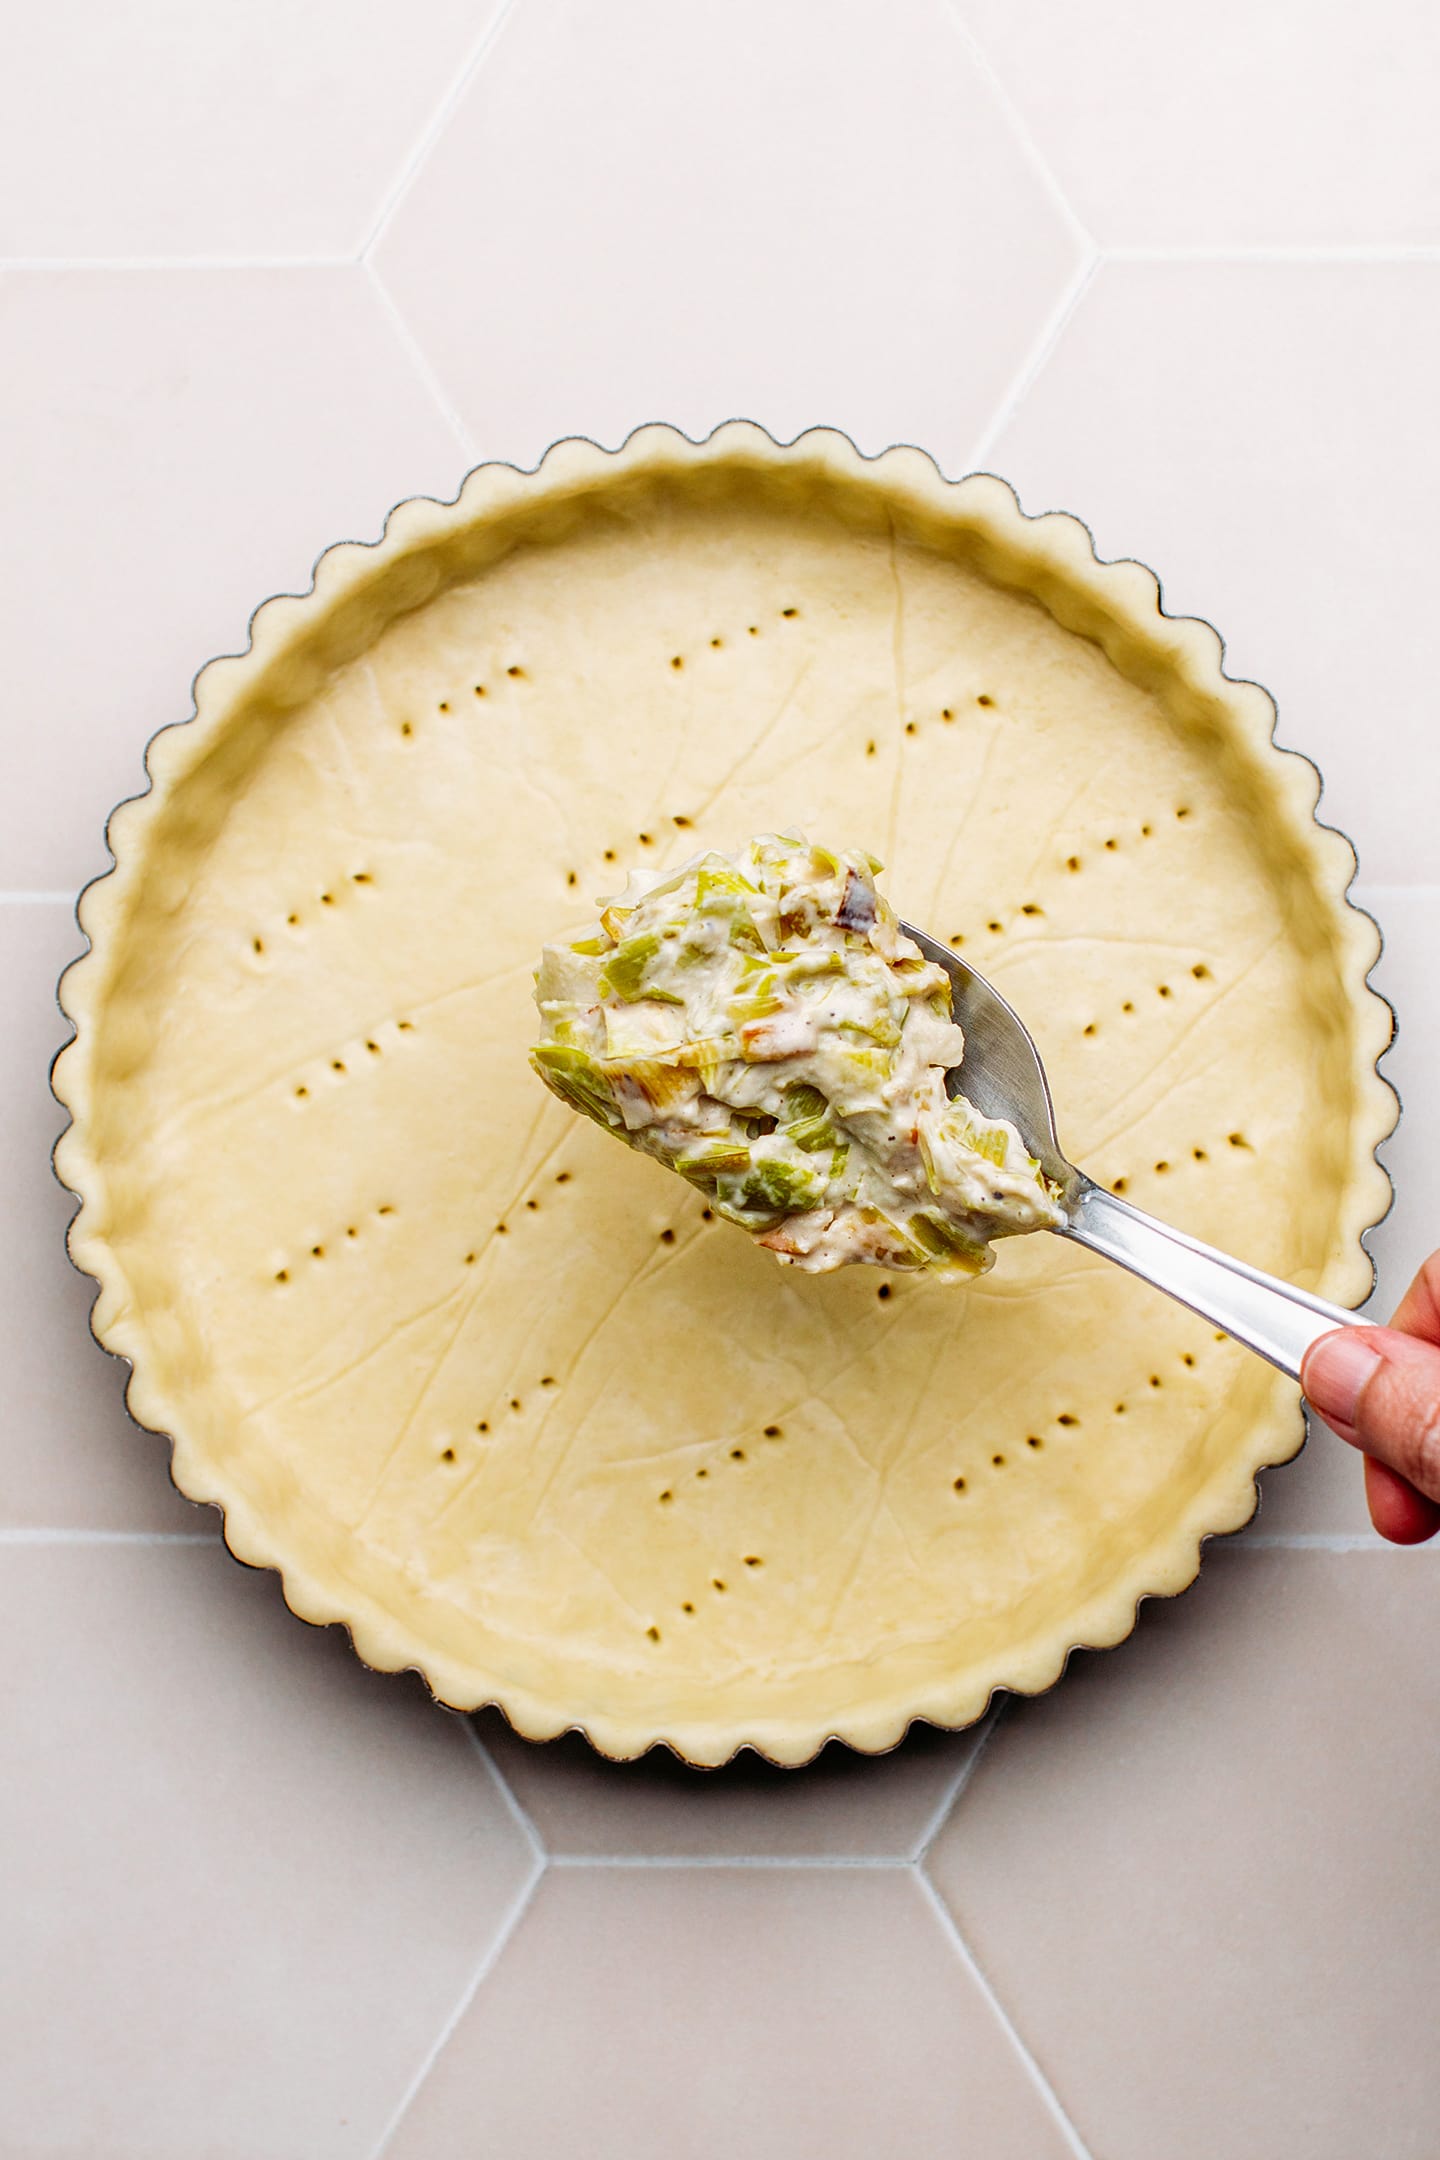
xmin=531 ymin=834 xmax=1062 ymax=1276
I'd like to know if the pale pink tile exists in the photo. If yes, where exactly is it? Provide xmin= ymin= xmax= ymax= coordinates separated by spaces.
xmin=374 ymin=0 xmax=1081 ymax=475
xmin=0 ymin=1542 xmax=533 ymax=2160
xmin=0 ymin=903 xmax=201 ymax=1530
xmin=930 ymin=1549 xmax=1440 ymax=2160
xmin=995 ymin=260 xmax=1440 ymax=883
xmin=476 ymin=1710 xmax=987 ymax=1859
xmin=959 ymin=0 xmax=1440 ymax=245
xmin=0 ymin=267 xmax=465 ymax=892
xmin=0 ymin=0 xmax=493 ymax=258
xmin=1257 ymin=886 xmax=1435 ymax=1536
xmin=388 ymin=1866 xmax=1073 ymax=2160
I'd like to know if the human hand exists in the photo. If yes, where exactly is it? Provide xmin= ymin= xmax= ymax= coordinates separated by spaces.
xmin=1301 ymin=1253 xmax=1440 ymax=1545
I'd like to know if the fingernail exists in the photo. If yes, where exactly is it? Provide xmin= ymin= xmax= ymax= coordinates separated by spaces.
xmin=1303 ymin=1329 xmax=1383 ymax=1426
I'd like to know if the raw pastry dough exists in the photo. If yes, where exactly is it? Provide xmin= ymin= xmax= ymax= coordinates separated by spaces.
xmin=53 ymin=426 xmax=1394 ymax=1764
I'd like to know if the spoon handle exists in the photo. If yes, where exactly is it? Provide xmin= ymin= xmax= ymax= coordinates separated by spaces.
xmin=1058 ymin=1178 xmax=1367 ymax=1381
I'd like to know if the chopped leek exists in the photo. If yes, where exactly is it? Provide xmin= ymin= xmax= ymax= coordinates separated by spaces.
xmin=531 ymin=833 xmax=1062 ymax=1276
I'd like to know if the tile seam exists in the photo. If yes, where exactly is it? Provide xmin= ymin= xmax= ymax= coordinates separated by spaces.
xmin=914 ymin=1866 xmax=1097 ymax=2160
xmin=460 ymin=1718 xmax=547 ymax=1865
xmin=1239 ymin=1532 xmax=1428 ymax=1551
xmin=911 ymin=1698 xmax=1009 ymax=1861
xmin=0 ymin=255 xmax=352 ymax=271
xmin=547 ymin=1852 xmax=913 ymax=1870
xmin=358 ymin=0 xmax=528 ymax=262
xmin=1107 ymin=243 xmax=1440 ymax=265
xmin=966 ymin=248 xmax=1100 ymax=473
xmin=0 ymin=1528 xmax=220 ymax=1546
xmin=367 ymin=1851 xmax=545 ymax=2160
xmin=941 ymin=0 xmax=1095 ymax=255
xmin=363 ymin=257 xmax=478 ymax=464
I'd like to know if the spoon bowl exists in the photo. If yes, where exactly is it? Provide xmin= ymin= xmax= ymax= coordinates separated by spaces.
xmin=903 ymin=922 xmax=1364 ymax=1380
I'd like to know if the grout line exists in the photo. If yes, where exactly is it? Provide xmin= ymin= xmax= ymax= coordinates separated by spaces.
xmin=363 ymin=257 xmax=478 ymax=464
xmin=0 ymin=890 xmax=78 ymax=905
xmin=914 ymin=1869 xmax=1096 ymax=2160
xmin=942 ymin=1 xmax=1094 ymax=256
xmin=910 ymin=1699 xmax=1008 ymax=1863
xmin=359 ymin=0 xmax=527 ymax=261
xmin=460 ymin=1718 xmax=547 ymax=1865
xmin=0 ymin=255 xmax=351 ymax=272
xmin=1106 ymin=242 xmax=1440 ymax=265
xmin=547 ymin=1852 xmax=911 ymax=1871
xmin=0 ymin=1528 xmax=220 ymax=1547
xmin=1238 ymin=1531 xmax=1418 ymax=1551
xmin=369 ymin=1852 xmax=545 ymax=2160
xmin=966 ymin=247 xmax=1100 ymax=472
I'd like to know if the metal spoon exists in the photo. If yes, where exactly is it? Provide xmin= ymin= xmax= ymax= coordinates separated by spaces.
xmin=902 ymin=924 xmax=1366 ymax=1379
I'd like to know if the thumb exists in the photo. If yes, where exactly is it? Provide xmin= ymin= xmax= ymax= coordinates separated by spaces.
xmin=1302 ymin=1326 xmax=1440 ymax=1505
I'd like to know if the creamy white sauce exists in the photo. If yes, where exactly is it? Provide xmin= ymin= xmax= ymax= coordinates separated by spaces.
xmin=532 ymin=834 xmax=1062 ymax=1276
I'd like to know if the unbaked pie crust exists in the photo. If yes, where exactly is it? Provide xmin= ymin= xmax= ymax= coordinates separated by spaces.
xmin=52 ymin=424 xmax=1395 ymax=1765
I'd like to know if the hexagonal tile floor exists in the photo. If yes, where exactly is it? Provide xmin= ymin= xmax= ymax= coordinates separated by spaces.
xmin=4 ymin=2 xmax=1438 ymax=2153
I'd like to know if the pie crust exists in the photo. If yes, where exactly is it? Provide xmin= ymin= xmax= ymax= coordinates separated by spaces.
xmin=52 ymin=424 xmax=1396 ymax=1765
